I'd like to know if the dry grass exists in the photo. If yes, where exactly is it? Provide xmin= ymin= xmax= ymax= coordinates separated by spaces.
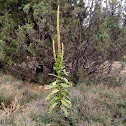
xmin=0 ymin=74 xmax=126 ymax=126
xmin=71 ymin=84 xmax=126 ymax=126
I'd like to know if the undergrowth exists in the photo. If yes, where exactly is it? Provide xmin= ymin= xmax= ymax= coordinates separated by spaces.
xmin=0 ymin=74 xmax=126 ymax=126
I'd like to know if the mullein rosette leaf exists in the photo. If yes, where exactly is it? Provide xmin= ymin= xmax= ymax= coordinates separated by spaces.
xmin=45 ymin=5 xmax=72 ymax=117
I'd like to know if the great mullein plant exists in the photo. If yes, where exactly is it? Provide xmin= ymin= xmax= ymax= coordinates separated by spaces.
xmin=45 ymin=5 xmax=72 ymax=117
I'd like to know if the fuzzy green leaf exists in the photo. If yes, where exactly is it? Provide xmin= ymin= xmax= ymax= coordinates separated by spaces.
xmin=45 ymin=89 xmax=59 ymax=100
xmin=61 ymin=83 xmax=70 ymax=88
xmin=45 ymin=81 xmax=58 ymax=89
xmin=48 ymin=74 xmax=57 ymax=77
xmin=61 ymin=65 xmax=65 ymax=69
xmin=48 ymin=102 xmax=58 ymax=113
xmin=62 ymin=95 xmax=71 ymax=101
xmin=62 ymin=89 xmax=69 ymax=96
xmin=61 ymin=107 xmax=68 ymax=117
xmin=61 ymin=97 xmax=72 ymax=109
xmin=59 ymin=77 xmax=69 ymax=84
xmin=63 ymin=69 xmax=69 ymax=76
xmin=62 ymin=92 xmax=69 ymax=98
xmin=50 ymin=96 xmax=59 ymax=105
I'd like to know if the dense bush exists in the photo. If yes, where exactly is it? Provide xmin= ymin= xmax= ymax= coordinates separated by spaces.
xmin=0 ymin=0 xmax=126 ymax=84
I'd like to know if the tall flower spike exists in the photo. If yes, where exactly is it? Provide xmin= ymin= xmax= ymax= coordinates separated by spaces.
xmin=62 ymin=43 xmax=64 ymax=57
xmin=57 ymin=5 xmax=61 ymax=54
xmin=53 ymin=40 xmax=56 ymax=61
xmin=46 ymin=5 xmax=71 ymax=118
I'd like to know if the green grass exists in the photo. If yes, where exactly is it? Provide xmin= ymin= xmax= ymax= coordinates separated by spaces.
xmin=0 ymin=73 xmax=126 ymax=126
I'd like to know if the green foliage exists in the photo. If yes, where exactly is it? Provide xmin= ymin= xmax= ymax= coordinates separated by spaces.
xmin=0 ymin=0 xmax=126 ymax=85
xmin=0 ymin=40 xmax=6 ymax=61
